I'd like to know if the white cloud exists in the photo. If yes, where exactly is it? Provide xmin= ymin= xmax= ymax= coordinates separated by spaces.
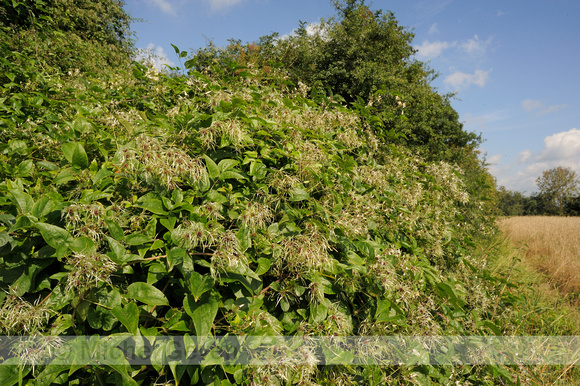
xmin=459 ymin=35 xmax=492 ymax=57
xmin=498 ymin=128 xmax=580 ymax=192
xmin=415 ymin=40 xmax=456 ymax=58
xmin=462 ymin=109 xmax=510 ymax=133
xmin=279 ymin=22 xmax=329 ymax=41
xmin=537 ymin=128 xmax=580 ymax=162
xmin=518 ymin=149 xmax=532 ymax=164
xmin=521 ymin=99 xmax=543 ymax=111
xmin=488 ymin=154 xmax=502 ymax=164
xmin=204 ymin=0 xmax=243 ymax=11
xmin=521 ymin=99 xmax=567 ymax=115
xmin=305 ymin=22 xmax=328 ymax=38
xmin=146 ymin=0 xmax=176 ymax=15
xmin=136 ymin=43 xmax=176 ymax=71
xmin=444 ymin=69 xmax=490 ymax=90
xmin=428 ymin=23 xmax=439 ymax=35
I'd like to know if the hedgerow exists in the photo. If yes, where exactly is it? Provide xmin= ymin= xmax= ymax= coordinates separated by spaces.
xmin=1 ymin=0 xmax=563 ymax=385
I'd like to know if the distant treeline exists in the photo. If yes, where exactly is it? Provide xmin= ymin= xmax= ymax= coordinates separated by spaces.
xmin=497 ymin=188 xmax=580 ymax=216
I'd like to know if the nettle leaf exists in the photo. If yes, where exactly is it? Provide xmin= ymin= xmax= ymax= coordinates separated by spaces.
xmin=183 ymin=291 xmax=219 ymax=336
xmin=126 ymin=282 xmax=169 ymax=306
xmin=62 ymin=142 xmax=89 ymax=169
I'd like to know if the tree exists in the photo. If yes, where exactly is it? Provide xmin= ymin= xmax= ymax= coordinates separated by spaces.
xmin=278 ymin=0 xmax=481 ymax=159
xmin=0 ymin=0 xmax=133 ymax=74
xmin=536 ymin=166 xmax=580 ymax=215
xmin=497 ymin=186 xmax=526 ymax=216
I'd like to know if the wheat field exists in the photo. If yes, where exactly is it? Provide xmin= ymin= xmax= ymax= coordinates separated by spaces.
xmin=498 ymin=216 xmax=580 ymax=301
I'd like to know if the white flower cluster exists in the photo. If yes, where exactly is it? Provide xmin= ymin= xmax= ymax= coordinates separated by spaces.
xmin=65 ymin=250 xmax=117 ymax=293
xmin=116 ymin=134 xmax=207 ymax=189
xmin=0 ymin=293 xmax=52 ymax=334
xmin=62 ymin=202 xmax=107 ymax=243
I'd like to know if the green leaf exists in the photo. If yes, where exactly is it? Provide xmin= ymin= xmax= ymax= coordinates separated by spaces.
xmin=236 ymin=227 xmax=252 ymax=250
xmin=106 ymin=219 xmax=124 ymax=241
xmin=144 ymin=218 xmax=157 ymax=238
xmin=436 ymin=282 xmax=465 ymax=309
xmin=167 ymin=247 xmax=186 ymax=271
xmin=31 ymin=196 xmax=54 ymax=219
xmin=204 ymin=154 xmax=220 ymax=179
xmin=189 ymin=271 xmax=214 ymax=301
xmin=289 ymin=187 xmax=310 ymax=201
xmin=53 ymin=168 xmax=75 ymax=185
xmin=126 ymin=282 xmax=169 ymax=306
xmin=106 ymin=236 xmax=126 ymax=265
xmin=62 ymin=142 xmax=89 ymax=169
xmin=35 ymin=222 xmax=73 ymax=249
xmin=0 ymin=232 xmax=12 ymax=248
xmin=16 ymin=159 xmax=34 ymax=177
xmin=183 ymin=291 xmax=219 ymax=336
xmin=218 ymin=159 xmax=239 ymax=172
xmin=481 ymin=320 xmax=502 ymax=335
xmin=160 ymin=217 xmax=177 ymax=231
xmin=220 ymin=170 xmax=247 ymax=180
xmin=112 ymin=302 xmax=139 ymax=335
xmin=0 ymin=361 xmax=31 ymax=384
xmin=255 ymin=258 xmax=271 ymax=275
xmin=125 ymin=233 xmax=153 ymax=246
xmin=310 ymin=302 xmax=328 ymax=324
xmin=135 ymin=193 xmax=167 ymax=215
xmin=8 ymin=188 xmax=33 ymax=213
xmin=73 ymin=117 xmax=93 ymax=134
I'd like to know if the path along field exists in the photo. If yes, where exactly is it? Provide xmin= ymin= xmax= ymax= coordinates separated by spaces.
xmin=498 ymin=216 xmax=580 ymax=303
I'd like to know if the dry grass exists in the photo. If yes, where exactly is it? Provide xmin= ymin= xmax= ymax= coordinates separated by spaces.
xmin=498 ymin=216 xmax=580 ymax=302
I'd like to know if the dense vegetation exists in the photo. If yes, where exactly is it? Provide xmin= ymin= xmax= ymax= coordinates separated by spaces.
xmin=497 ymin=166 xmax=580 ymax=216
xmin=0 ymin=0 xmax=576 ymax=384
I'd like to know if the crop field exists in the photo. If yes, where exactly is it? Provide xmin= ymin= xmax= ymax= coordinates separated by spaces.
xmin=498 ymin=216 xmax=580 ymax=302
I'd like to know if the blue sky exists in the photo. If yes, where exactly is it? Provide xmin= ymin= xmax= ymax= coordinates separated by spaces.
xmin=124 ymin=0 xmax=580 ymax=194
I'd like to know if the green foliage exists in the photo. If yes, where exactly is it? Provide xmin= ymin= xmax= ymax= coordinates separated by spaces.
xmin=536 ymin=166 xmax=580 ymax=215
xmin=497 ymin=169 xmax=580 ymax=216
xmin=0 ymin=0 xmax=133 ymax=74
xmin=0 ymin=0 xmax=565 ymax=384
xmin=273 ymin=0 xmax=481 ymax=161
xmin=497 ymin=186 xmax=526 ymax=216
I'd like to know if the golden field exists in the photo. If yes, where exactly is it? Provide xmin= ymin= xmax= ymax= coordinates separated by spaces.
xmin=498 ymin=216 xmax=580 ymax=301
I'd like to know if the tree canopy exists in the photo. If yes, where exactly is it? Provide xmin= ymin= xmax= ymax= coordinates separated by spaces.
xmin=191 ymin=0 xmax=481 ymax=163
xmin=536 ymin=166 xmax=580 ymax=215
xmin=0 ymin=0 xmax=133 ymax=74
